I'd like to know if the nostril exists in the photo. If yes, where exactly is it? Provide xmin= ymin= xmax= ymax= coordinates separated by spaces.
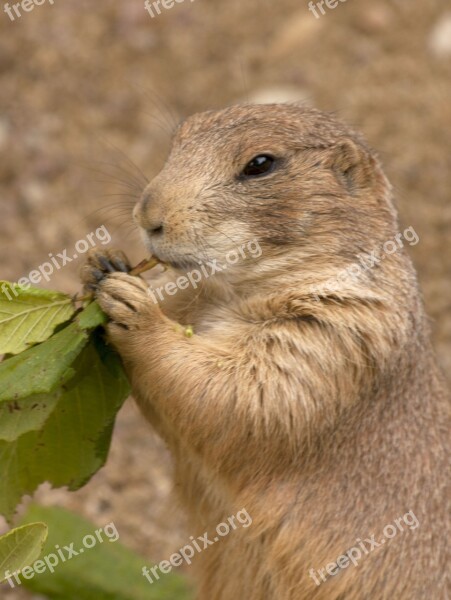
xmin=150 ymin=224 xmax=164 ymax=235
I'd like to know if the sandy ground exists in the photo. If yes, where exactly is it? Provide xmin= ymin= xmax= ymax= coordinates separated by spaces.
xmin=0 ymin=0 xmax=450 ymax=598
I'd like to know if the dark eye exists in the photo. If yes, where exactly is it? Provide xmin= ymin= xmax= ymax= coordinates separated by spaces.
xmin=241 ymin=154 xmax=276 ymax=178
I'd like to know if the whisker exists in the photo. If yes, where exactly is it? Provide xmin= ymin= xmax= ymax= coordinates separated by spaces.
xmin=129 ymin=81 xmax=180 ymax=135
xmin=86 ymin=177 xmax=141 ymax=194
xmin=95 ymin=193 xmax=138 ymax=203
xmin=91 ymin=159 xmax=146 ymax=191
xmin=75 ymin=162 xmax=143 ymax=191
xmin=92 ymin=134 xmax=150 ymax=186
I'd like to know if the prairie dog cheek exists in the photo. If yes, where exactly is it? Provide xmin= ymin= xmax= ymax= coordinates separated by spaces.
xmin=201 ymin=222 xmax=259 ymax=260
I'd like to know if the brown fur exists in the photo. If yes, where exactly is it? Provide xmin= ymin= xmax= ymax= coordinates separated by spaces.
xmin=81 ymin=104 xmax=450 ymax=599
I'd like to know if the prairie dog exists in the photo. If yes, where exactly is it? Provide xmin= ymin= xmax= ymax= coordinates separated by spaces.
xmin=81 ymin=104 xmax=450 ymax=599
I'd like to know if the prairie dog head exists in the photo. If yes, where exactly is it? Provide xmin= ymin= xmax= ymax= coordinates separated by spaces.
xmin=133 ymin=103 xmax=399 ymax=287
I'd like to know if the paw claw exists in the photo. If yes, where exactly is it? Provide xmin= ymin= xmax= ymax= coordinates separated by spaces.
xmin=114 ymin=258 xmax=130 ymax=273
xmin=98 ymin=256 xmax=117 ymax=273
xmin=80 ymin=249 xmax=132 ymax=292
xmin=92 ymin=268 xmax=106 ymax=282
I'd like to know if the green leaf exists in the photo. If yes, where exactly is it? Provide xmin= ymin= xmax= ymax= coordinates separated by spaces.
xmin=0 ymin=392 xmax=61 ymax=441
xmin=0 ymin=302 xmax=108 ymax=405
xmin=76 ymin=301 xmax=107 ymax=330
xmin=0 ymin=321 xmax=88 ymax=404
xmin=0 ymin=282 xmax=75 ymax=355
xmin=0 ymin=523 xmax=48 ymax=585
xmin=19 ymin=505 xmax=192 ymax=600
xmin=0 ymin=335 xmax=131 ymax=521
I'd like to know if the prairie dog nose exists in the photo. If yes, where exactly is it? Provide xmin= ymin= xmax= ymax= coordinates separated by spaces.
xmin=133 ymin=193 xmax=164 ymax=235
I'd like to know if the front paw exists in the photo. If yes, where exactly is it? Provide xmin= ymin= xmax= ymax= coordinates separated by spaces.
xmin=80 ymin=248 xmax=131 ymax=293
xmin=95 ymin=272 xmax=156 ymax=332
xmin=95 ymin=273 xmax=152 ymax=329
xmin=80 ymin=249 xmax=163 ymax=347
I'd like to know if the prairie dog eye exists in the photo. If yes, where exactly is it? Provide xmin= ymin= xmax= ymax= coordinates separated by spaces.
xmin=241 ymin=154 xmax=276 ymax=178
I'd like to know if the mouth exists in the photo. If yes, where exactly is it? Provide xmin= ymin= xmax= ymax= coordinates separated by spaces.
xmin=146 ymin=246 xmax=199 ymax=272
xmin=140 ymin=229 xmax=202 ymax=272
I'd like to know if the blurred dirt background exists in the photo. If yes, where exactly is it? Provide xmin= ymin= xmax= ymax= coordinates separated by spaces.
xmin=0 ymin=0 xmax=450 ymax=597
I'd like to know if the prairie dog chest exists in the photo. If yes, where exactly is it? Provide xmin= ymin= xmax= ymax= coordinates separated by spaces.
xmin=147 ymin=269 xmax=238 ymax=331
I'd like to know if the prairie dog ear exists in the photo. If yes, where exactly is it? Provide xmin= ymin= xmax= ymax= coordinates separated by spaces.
xmin=326 ymin=138 xmax=376 ymax=192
